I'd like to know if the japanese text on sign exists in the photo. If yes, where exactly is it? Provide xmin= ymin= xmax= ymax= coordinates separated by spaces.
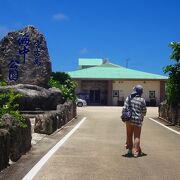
xmin=8 ymin=60 xmax=20 ymax=81
xmin=34 ymin=40 xmax=41 ymax=65
xmin=18 ymin=33 xmax=29 ymax=64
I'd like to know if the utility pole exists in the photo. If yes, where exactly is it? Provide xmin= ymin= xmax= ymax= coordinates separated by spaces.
xmin=125 ymin=58 xmax=130 ymax=68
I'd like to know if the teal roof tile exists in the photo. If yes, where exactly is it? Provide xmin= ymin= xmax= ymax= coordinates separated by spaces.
xmin=68 ymin=65 xmax=167 ymax=80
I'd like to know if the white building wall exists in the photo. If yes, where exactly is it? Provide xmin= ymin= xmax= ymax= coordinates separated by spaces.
xmin=112 ymin=80 xmax=160 ymax=105
xmin=75 ymin=80 xmax=81 ymax=94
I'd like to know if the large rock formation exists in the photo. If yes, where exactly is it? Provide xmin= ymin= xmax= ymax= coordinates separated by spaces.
xmin=0 ymin=84 xmax=63 ymax=110
xmin=0 ymin=25 xmax=51 ymax=87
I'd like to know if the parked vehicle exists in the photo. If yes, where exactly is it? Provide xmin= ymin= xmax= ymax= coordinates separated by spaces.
xmin=76 ymin=98 xmax=87 ymax=107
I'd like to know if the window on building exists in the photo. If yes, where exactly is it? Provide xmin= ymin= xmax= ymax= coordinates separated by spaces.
xmin=149 ymin=91 xmax=155 ymax=99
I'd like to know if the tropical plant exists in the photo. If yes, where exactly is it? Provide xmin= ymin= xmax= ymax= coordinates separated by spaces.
xmin=169 ymin=42 xmax=180 ymax=62
xmin=0 ymin=80 xmax=7 ymax=86
xmin=163 ymin=42 xmax=180 ymax=106
xmin=49 ymin=72 xmax=77 ymax=101
xmin=0 ymin=89 xmax=27 ymax=128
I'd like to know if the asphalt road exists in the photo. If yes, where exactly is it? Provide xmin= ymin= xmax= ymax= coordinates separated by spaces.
xmin=1 ymin=107 xmax=180 ymax=180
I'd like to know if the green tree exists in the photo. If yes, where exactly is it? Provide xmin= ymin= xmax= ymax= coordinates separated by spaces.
xmin=163 ymin=42 xmax=180 ymax=106
xmin=51 ymin=72 xmax=71 ymax=84
xmin=169 ymin=42 xmax=180 ymax=62
xmin=49 ymin=72 xmax=77 ymax=101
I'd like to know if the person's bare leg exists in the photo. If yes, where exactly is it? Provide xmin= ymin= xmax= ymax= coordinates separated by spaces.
xmin=125 ymin=122 xmax=134 ymax=151
xmin=133 ymin=125 xmax=141 ymax=157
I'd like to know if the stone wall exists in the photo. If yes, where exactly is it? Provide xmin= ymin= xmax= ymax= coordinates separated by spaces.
xmin=34 ymin=101 xmax=77 ymax=135
xmin=0 ymin=129 xmax=10 ymax=171
xmin=0 ymin=101 xmax=76 ymax=172
xmin=0 ymin=115 xmax=31 ymax=171
xmin=177 ymin=106 xmax=180 ymax=126
xmin=159 ymin=102 xmax=180 ymax=125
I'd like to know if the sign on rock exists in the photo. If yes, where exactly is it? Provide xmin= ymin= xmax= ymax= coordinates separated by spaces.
xmin=0 ymin=26 xmax=52 ymax=87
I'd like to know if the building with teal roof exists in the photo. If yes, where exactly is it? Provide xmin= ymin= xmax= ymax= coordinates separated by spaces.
xmin=68 ymin=58 xmax=167 ymax=106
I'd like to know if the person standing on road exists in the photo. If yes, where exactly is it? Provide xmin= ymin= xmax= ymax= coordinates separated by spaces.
xmin=122 ymin=85 xmax=147 ymax=157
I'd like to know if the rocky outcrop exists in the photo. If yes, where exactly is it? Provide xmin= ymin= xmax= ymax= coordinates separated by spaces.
xmin=34 ymin=113 xmax=56 ymax=135
xmin=159 ymin=102 xmax=169 ymax=120
xmin=34 ymin=101 xmax=77 ymax=135
xmin=0 ymin=114 xmax=31 ymax=162
xmin=159 ymin=102 xmax=180 ymax=125
xmin=0 ymin=25 xmax=51 ymax=88
xmin=0 ymin=84 xmax=63 ymax=110
xmin=0 ymin=129 xmax=10 ymax=171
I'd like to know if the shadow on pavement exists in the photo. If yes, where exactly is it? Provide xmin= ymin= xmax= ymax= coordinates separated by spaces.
xmin=122 ymin=152 xmax=148 ymax=158
xmin=166 ymin=124 xmax=175 ymax=126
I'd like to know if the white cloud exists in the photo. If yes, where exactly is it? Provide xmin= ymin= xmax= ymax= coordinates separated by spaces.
xmin=0 ymin=26 xmax=9 ymax=39
xmin=52 ymin=13 xmax=69 ymax=21
xmin=79 ymin=48 xmax=88 ymax=54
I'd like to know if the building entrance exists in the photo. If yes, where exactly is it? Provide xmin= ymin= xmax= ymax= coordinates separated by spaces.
xmin=89 ymin=90 xmax=100 ymax=104
xmin=81 ymin=80 xmax=108 ymax=105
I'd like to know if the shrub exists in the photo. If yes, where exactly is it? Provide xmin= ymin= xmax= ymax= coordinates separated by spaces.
xmin=0 ymin=89 xmax=27 ymax=128
xmin=49 ymin=72 xmax=77 ymax=101
xmin=0 ymin=80 xmax=7 ymax=86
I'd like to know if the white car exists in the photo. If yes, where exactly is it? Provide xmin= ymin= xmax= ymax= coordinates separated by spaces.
xmin=76 ymin=98 xmax=87 ymax=107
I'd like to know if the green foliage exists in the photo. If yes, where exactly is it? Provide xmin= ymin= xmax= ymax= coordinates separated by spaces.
xmin=0 ymin=80 xmax=7 ymax=86
xmin=49 ymin=72 xmax=77 ymax=101
xmin=163 ymin=42 xmax=180 ymax=106
xmin=169 ymin=42 xmax=180 ymax=62
xmin=51 ymin=72 xmax=71 ymax=84
xmin=0 ymin=89 xmax=27 ymax=128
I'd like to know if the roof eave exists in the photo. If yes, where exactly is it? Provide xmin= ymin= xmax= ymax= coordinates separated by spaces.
xmin=71 ymin=77 xmax=167 ymax=81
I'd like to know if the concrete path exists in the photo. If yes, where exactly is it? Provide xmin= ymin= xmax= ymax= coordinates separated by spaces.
xmin=30 ymin=107 xmax=180 ymax=180
xmin=1 ymin=107 xmax=180 ymax=180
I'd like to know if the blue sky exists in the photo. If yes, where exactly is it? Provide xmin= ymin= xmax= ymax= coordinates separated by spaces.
xmin=0 ymin=0 xmax=180 ymax=75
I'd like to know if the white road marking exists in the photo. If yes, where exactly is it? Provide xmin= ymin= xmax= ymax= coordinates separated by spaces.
xmin=23 ymin=117 xmax=87 ymax=180
xmin=149 ymin=118 xmax=180 ymax=135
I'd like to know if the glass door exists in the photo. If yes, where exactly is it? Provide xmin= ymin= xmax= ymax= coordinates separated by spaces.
xmin=89 ymin=90 xmax=100 ymax=104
